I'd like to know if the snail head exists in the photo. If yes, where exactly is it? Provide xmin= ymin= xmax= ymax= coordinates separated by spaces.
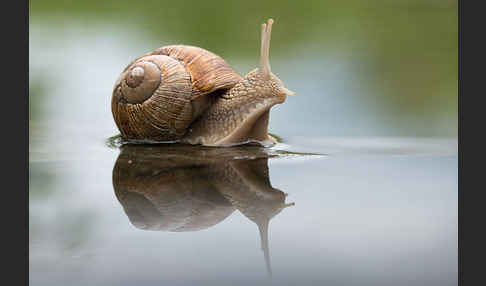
xmin=181 ymin=19 xmax=296 ymax=146
xmin=254 ymin=19 xmax=295 ymax=101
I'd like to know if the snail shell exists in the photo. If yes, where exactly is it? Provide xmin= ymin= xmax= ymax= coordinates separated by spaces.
xmin=111 ymin=45 xmax=242 ymax=141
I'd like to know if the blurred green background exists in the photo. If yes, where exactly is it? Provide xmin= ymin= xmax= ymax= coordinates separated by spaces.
xmin=29 ymin=0 xmax=457 ymax=138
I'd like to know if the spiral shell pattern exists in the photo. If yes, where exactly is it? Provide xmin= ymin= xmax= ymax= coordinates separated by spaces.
xmin=111 ymin=45 xmax=242 ymax=142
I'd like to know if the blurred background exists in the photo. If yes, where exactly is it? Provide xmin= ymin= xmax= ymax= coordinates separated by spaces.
xmin=30 ymin=0 xmax=457 ymax=139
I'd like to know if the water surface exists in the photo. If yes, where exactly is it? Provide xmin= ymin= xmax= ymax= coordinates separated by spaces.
xmin=29 ymin=137 xmax=457 ymax=286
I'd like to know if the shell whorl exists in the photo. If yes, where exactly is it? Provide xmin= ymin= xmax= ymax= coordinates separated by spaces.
xmin=111 ymin=45 xmax=242 ymax=142
xmin=122 ymin=63 xmax=160 ymax=104
xmin=112 ymin=55 xmax=194 ymax=141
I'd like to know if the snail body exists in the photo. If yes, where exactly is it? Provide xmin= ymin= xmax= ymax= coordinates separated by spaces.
xmin=111 ymin=19 xmax=295 ymax=146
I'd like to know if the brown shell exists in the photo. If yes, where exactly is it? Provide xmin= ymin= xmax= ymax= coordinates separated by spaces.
xmin=148 ymin=45 xmax=243 ymax=96
xmin=111 ymin=45 xmax=242 ymax=141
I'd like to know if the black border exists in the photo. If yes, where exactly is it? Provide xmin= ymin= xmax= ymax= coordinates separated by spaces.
xmin=6 ymin=0 xmax=28 ymax=285
xmin=459 ymin=0 xmax=485 ymax=285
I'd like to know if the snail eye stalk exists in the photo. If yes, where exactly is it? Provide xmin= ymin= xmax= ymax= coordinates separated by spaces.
xmin=259 ymin=19 xmax=274 ymax=77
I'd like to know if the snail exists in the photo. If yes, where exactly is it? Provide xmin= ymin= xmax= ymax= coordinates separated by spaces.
xmin=112 ymin=144 xmax=295 ymax=274
xmin=111 ymin=19 xmax=295 ymax=147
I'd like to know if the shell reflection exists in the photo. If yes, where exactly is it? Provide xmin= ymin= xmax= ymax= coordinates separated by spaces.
xmin=112 ymin=144 xmax=294 ymax=276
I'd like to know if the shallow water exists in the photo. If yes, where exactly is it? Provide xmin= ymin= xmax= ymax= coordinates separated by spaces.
xmin=29 ymin=136 xmax=457 ymax=286
xmin=30 ymin=3 xmax=457 ymax=285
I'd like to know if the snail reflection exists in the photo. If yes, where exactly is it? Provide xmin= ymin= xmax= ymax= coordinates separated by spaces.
xmin=112 ymin=144 xmax=294 ymax=275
